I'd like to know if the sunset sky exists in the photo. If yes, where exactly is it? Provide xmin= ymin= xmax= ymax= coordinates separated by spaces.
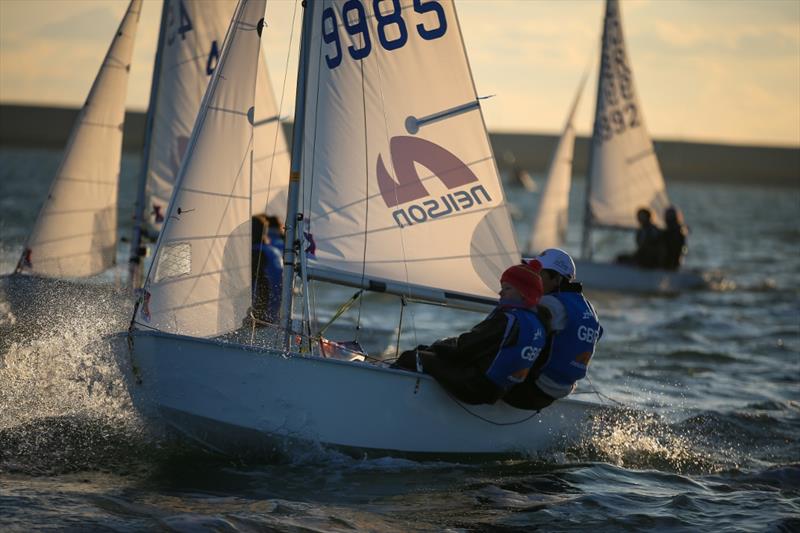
xmin=0 ymin=0 xmax=798 ymax=147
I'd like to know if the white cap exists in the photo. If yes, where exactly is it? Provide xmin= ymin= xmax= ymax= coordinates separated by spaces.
xmin=532 ymin=248 xmax=576 ymax=280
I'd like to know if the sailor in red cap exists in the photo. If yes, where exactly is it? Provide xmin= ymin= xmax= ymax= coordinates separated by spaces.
xmin=392 ymin=262 xmax=550 ymax=405
xmin=505 ymin=248 xmax=602 ymax=410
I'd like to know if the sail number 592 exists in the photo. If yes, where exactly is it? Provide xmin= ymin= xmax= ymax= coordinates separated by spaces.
xmin=323 ymin=0 xmax=447 ymax=70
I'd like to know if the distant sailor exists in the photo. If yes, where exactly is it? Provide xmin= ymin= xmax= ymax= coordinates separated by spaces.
xmin=392 ymin=262 xmax=548 ymax=405
xmin=504 ymin=248 xmax=602 ymax=411
xmin=616 ymin=207 xmax=663 ymax=269
xmin=661 ymin=205 xmax=688 ymax=270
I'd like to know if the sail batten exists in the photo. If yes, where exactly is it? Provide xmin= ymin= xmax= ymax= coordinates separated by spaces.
xmin=17 ymin=0 xmax=141 ymax=278
xmin=586 ymin=0 xmax=669 ymax=231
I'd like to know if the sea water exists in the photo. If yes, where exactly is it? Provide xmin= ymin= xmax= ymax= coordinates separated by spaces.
xmin=1 ymin=146 xmax=798 ymax=531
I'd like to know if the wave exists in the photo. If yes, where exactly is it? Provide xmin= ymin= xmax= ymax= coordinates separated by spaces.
xmin=663 ymin=349 xmax=739 ymax=363
xmin=0 ymin=414 xmax=151 ymax=475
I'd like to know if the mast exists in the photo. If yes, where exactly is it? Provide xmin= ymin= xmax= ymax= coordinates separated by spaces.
xmin=581 ymin=0 xmax=611 ymax=260
xmin=279 ymin=0 xmax=315 ymax=348
xmin=129 ymin=0 xmax=170 ymax=290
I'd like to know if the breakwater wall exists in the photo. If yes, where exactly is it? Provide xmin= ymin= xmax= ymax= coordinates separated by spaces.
xmin=1 ymin=104 xmax=797 ymax=186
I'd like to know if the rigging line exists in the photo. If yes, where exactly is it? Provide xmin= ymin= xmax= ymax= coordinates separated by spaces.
xmin=585 ymin=374 xmax=627 ymax=407
xmin=253 ymin=0 xmax=300 ymax=345
xmin=444 ymin=387 xmax=539 ymax=426
xmin=301 ymin=0 xmax=326 ymax=339
xmin=370 ymin=14 xmax=418 ymax=349
xmin=354 ymin=30 xmax=370 ymax=339
xmin=317 ymin=290 xmax=363 ymax=336
xmin=310 ymin=271 xmax=319 ymax=339
xmin=394 ymin=296 xmax=406 ymax=358
xmin=249 ymin=148 xmax=258 ymax=344
xmin=262 ymin=0 xmax=299 ymax=214
xmin=177 ymin=136 xmax=254 ymax=312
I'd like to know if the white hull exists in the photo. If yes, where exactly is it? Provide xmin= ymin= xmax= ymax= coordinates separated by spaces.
xmin=575 ymin=260 xmax=709 ymax=294
xmin=128 ymin=331 xmax=604 ymax=458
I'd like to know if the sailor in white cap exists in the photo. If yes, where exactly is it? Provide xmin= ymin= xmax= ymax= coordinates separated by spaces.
xmin=504 ymin=248 xmax=603 ymax=410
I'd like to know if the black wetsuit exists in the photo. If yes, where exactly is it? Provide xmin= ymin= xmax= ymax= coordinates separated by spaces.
xmin=661 ymin=223 xmax=687 ymax=270
xmin=394 ymin=311 xmax=514 ymax=405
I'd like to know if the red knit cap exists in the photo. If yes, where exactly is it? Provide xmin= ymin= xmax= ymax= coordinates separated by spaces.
xmin=500 ymin=262 xmax=544 ymax=307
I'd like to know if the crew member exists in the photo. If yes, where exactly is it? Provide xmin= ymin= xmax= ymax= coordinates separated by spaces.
xmin=617 ymin=207 xmax=663 ymax=268
xmin=661 ymin=206 xmax=688 ymax=270
xmin=251 ymin=214 xmax=284 ymax=322
xmin=505 ymin=248 xmax=602 ymax=410
xmin=392 ymin=262 xmax=547 ymax=405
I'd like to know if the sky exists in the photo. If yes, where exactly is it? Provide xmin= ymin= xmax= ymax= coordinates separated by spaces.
xmin=0 ymin=0 xmax=798 ymax=147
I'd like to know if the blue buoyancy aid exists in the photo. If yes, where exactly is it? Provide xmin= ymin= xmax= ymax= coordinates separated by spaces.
xmin=253 ymin=239 xmax=283 ymax=317
xmin=537 ymin=292 xmax=602 ymax=389
xmin=485 ymin=306 xmax=548 ymax=390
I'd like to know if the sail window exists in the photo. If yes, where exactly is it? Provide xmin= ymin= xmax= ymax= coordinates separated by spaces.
xmin=155 ymin=242 xmax=192 ymax=282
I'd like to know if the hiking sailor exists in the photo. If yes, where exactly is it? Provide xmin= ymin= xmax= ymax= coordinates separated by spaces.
xmin=504 ymin=248 xmax=603 ymax=410
xmin=392 ymin=262 xmax=548 ymax=405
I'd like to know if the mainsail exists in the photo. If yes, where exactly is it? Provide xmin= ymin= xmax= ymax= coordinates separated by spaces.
xmin=527 ymin=74 xmax=587 ymax=253
xmin=299 ymin=0 xmax=519 ymax=300
xmin=585 ymin=0 xmax=669 ymax=232
xmin=16 ymin=0 xmax=141 ymax=278
xmin=135 ymin=0 xmax=289 ymax=237
xmin=135 ymin=0 xmax=265 ymax=337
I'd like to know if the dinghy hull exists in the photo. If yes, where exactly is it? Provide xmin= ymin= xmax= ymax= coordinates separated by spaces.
xmin=574 ymin=260 xmax=710 ymax=294
xmin=128 ymin=331 xmax=604 ymax=458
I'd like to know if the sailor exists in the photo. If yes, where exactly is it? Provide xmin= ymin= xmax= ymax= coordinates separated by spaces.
xmin=251 ymin=214 xmax=284 ymax=322
xmin=504 ymin=248 xmax=603 ymax=411
xmin=617 ymin=207 xmax=663 ymax=269
xmin=392 ymin=262 xmax=547 ymax=405
xmin=661 ymin=205 xmax=688 ymax=270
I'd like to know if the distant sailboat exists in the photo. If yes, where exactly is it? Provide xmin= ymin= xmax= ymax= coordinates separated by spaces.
xmin=527 ymin=0 xmax=708 ymax=293
xmin=127 ymin=0 xmax=603 ymax=458
xmin=14 ymin=0 xmax=142 ymax=279
xmin=527 ymin=73 xmax=587 ymax=254
xmin=128 ymin=0 xmax=291 ymax=288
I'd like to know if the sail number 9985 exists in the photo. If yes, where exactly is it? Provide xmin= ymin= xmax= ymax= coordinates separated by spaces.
xmin=323 ymin=0 xmax=447 ymax=70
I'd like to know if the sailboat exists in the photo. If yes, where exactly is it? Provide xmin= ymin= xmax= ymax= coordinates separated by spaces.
xmin=0 ymin=0 xmax=142 ymax=319
xmin=2 ymin=0 xmax=291 ymax=321
xmin=128 ymin=0 xmax=291 ymax=288
xmin=527 ymin=0 xmax=709 ymax=294
xmin=11 ymin=0 xmax=141 ymax=281
xmin=527 ymin=74 xmax=587 ymax=255
xmin=127 ymin=0 xmax=604 ymax=458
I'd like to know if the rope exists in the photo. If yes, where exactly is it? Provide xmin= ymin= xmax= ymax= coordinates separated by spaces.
xmin=585 ymin=374 xmax=627 ymax=407
xmin=251 ymin=0 xmax=299 ymax=343
xmin=354 ymin=36 xmax=370 ymax=339
xmin=317 ymin=290 xmax=363 ymax=336
xmin=263 ymin=0 xmax=299 ymax=209
xmin=394 ymin=296 xmax=406 ymax=358
xmin=444 ymin=389 xmax=540 ymax=426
